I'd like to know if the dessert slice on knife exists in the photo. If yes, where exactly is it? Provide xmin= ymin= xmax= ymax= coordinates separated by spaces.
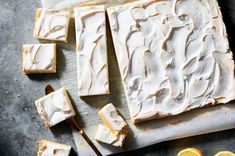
xmin=35 ymin=87 xmax=76 ymax=128
xmin=107 ymin=0 xmax=235 ymax=123
xmin=36 ymin=85 xmax=102 ymax=155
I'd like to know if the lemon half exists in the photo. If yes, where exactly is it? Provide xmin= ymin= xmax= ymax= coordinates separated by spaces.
xmin=177 ymin=148 xmax=204 ymax=156
xmin=215 ymin=151 xmax=235 ymax=156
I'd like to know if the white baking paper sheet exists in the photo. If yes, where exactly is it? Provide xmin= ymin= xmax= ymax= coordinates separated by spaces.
xmin=50 ymin=1 xmax=235 ymax=156
xmin=55 ymin=20 xmax=235 ymax=156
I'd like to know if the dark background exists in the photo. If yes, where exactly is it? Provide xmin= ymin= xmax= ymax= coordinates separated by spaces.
xmin=0 ymin=0 xmax=234 ymax=155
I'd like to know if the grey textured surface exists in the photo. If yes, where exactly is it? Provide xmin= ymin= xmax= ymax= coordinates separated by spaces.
xmin=0 ymin=0 xmax=235 ymax=156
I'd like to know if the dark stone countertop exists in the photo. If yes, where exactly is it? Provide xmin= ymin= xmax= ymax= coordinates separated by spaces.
xmin=0 ymin=0 xmax=234 ymax=155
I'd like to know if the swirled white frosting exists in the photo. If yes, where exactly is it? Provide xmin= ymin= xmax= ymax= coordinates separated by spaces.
xmin=34 ymin=9 xmax=70 ymax=42
xmin=22 ymin=44 xmax=56 ymax=74
xmin=95 ymin=124 xmax=126 ymax=147
xmin=35 ymin=87 xmax=76 ymax=128
xmin=107 ymin=0 xmax=235 ymax=123
xmin=74 ymin=5 xmax=109 ymax=96
xmin=98 ymin=103 xmax=127 ymax=135
xmin=37 ymin=140 xmax=71 ymax=156
xmin=40 ymin=0 xmax=136 ymax=10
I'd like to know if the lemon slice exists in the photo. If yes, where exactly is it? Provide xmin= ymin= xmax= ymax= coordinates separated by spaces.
xmin=177 ymin=148 xmax=204 ymax=156
xmin=215 ymin=151 xmax=235 ymax=156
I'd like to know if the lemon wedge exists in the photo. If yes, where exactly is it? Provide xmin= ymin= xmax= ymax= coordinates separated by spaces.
xmin=215 ymin=151 xmax=235 ymax=156
xmin=177 ymin=148 xmax=204 ymax=156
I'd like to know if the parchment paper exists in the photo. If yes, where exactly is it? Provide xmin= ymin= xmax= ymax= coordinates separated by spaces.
xmin=55 ymin=17 xmax=235 ymax=156
xmin=50 ymin=1 xmax=235 ymax=156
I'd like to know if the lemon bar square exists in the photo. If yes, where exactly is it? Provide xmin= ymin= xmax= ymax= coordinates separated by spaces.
xmin=95 ymin=124 xmax=126 ymax=147
xmin=35 ymin=87 xmax=76 ymax=129
xmin=98 ymin=103 xmax=127 ymax=136
xmin=34 ymin=8 xmax=70 ymax=42
xmin=37 ymin=140 xmax=71 ymax=156
xmin=22 ymin=43 xmax=56 ymax=74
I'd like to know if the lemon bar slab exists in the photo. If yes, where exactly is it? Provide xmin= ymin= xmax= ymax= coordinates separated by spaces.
xmin=74 ymin=5 xmax=109 ymax=96
xmin=107 ymin=0 xmax=235 ymax=123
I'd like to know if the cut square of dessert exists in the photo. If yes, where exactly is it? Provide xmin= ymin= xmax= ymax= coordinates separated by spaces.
xmin=107 ymin=0 xmax=235 ymax=123
xmin=22 ymin=43 xmax=56 ymax=74
xmin=37 ymin=140 xmax=71 ymax=156
xmin=98 ymin=103 xmax=127 ymax=136
xmin=74 ymin=5 xmax=109 ymax=96
xmin=35 ymin=87 xmax=76 ymax=128
xmin=94 ymin=124 xmax=126 ymax=147
xmin=34 ymin=8 xmax=70 ymax=42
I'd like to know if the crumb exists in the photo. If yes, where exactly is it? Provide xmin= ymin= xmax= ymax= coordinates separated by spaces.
xmin=15 ymin=78 xmax=18 ymax=81
xmin=24 ymin=107 xmax=28 ymax=111
xmin=17 ymin=94 xmax=21 ymax=97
